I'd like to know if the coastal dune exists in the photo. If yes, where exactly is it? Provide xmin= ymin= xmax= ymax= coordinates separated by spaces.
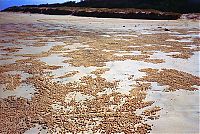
xmin=2 ymin=6 xmax=181 ymax=20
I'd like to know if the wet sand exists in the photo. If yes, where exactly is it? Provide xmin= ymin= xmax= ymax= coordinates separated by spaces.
xmin=0 ymin=12 xmax=199 ymax=133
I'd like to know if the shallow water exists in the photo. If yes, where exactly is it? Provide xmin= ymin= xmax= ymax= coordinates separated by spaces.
xmin=65 ymin=91 xmax=95 ymax=103
xmin=0 ymin=84 xmax=35 ymax=99
xmin=40 ymin=54 xmax=97 ymax=83
xmin=146 ymin=86 xmax=199 ymax=133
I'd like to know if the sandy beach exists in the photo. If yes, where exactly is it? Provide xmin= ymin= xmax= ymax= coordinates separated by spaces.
xmin=0 ymin=12 xmax=199 ymax=133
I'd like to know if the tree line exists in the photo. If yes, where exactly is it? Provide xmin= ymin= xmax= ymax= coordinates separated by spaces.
xmin=22 ymin=0 xmax=200 ymax=13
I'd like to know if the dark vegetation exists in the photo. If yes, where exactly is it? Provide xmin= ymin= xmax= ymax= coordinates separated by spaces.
xmin=21 ymin=0 xmax=200 ymax=13
xmin=78 ymin=0 xmax=200 ymax=13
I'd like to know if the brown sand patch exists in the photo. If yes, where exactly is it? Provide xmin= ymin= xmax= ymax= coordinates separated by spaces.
xmin=169 ymin=53 xmax=192 ymax=59
xmin=91 ymin=68 xmax=110 ymax=76
xmin=142 ymin=106 xmax=161 ymax=120
xmin=2 ymin=47 xmax=22 ymax=53
xmin=32 ymin=42 xmax=46 ymax=47
xmin=143 ymin=59 xmax=165 ymax=64
xmin=0 ymin=57 xmax=12 ymax=60
xmin=0 ymin=74 xmax=21 ymax=90
xmin=139 ymin=68 xmax=200 ymax=91
xmin=57 ymin=71 xmax=79 ymax=79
